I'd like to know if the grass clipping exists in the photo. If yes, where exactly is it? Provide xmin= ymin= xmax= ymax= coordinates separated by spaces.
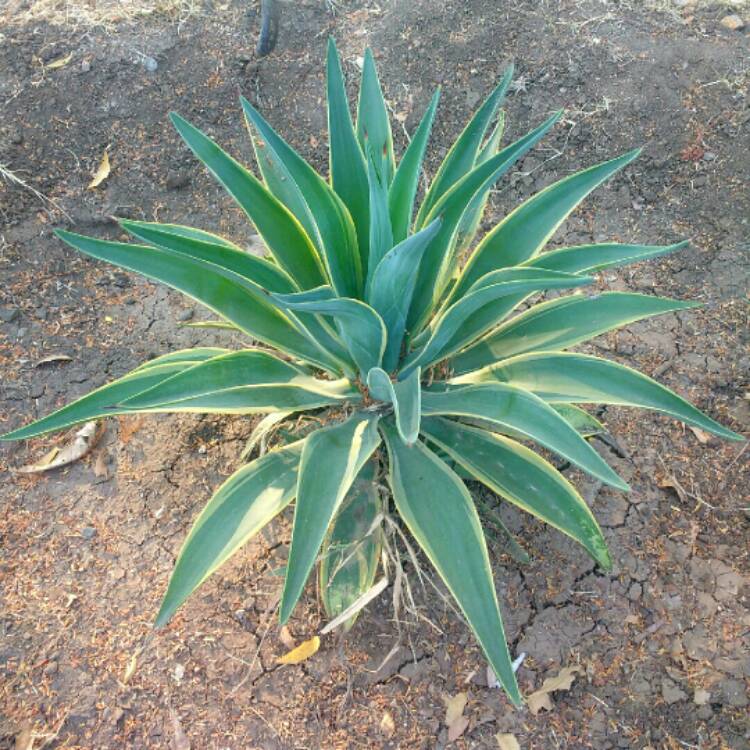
xmin=4 ymin=0 xmax=203 ymax=28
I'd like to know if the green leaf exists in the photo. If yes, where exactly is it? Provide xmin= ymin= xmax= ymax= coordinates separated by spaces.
xmin=366 ymin=150 xmax=394 ymax=292
xmin=271 ymin=292 xmax=386 ymax=378
xmin=408 ymin=111 xmax=563 ymax=331
xmin=280 ymin=413 xmax=382 ymax=624
xmin=119 ymin=219 xmax=297 ymax=293
xmin=415 ymin=65 xmax=514 ymax=228
xmin=553 ymin=404 xmax=605 ymax=438
xmin=388 ymin=88 xmax=440 ymax=243
xmin=241 ymin=96 xmax=363 ymax=298
xmin=155 ymin=439 xmax=304 ymax=627
xmin=471 ymin=491 xmax=530 ymax=565
xmin=1 ymin=349 xmax=228 ymax=441
xmin=327 ymin=38 xmax=371 ymax=276
xmin=240 ymin=410 xmax=292 ymax=460
xmin=452 ymin=292 xmax=698 ymax=374
xmin=367 ymin=366 xmax=421 ymax=444
xmin=452 ymin=352 xmax=743 ymax=441
xmin=55 ymin=230 xmax=344 ymax=373
xmin=117 ymin=349 xmax=358 ymax=414
xmin=453 ymin=149 xmax=642 ymax=299
xmin=183 ymin=320 xmax=239 ymax=331
xmin=319 ymin=460 xmax=381 ymax=628
xmin=421 ymin=417 xmax=611 ymax=569
xmin=380 ymin=420 xmax=521 ymax=706
xmin=170 ymin=112 xmax=326 ymax=289
xmin=421 ymin=383 xmax=628 ymax=489
xmin=523 ymin=240 xmax=690 ymax=274
xmin=453 ymin=110 xmax=506 ymax=256
xmin=368 ymin=218 xmax=442 ymax=371
xmin=403 ymin=269 xmax=593 ymax=375
xmin=356 ymin=48 xmax=395 ymax=185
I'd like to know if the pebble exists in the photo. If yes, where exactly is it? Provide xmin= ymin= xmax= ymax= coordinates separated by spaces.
xmin=719 ymin=678 xmax=749 ymax=707
xmin=628 ymin=582 xmax=642 ymax=601
xmin=81 ymin=526 xmax=97 ymax=540
xmin=0 ymin=307 xmax=19 ymax=323
xmin=81 ymin=59 xmax=91 ymax=73
xmin=720 ymin=14 xmax=745 ymax=31
xmin=142 ymin=56 xmax=158 ymax=72
xmin=662 ymin=677 xmax=688 ymax=704
xmin=177 ymin=308 xmax=194 ymax=322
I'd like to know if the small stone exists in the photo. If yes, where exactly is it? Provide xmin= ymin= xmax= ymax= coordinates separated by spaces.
xmin=177 ymin=308 xmax=194 ymax=322
xmin=703 ymin=151 xmax=717 ymax=161
xmin=142 ymin=56 xmax=158 ymax=72
xmin=16 ymin=327 xmax=27 ymax=339
xmin=720 ymin=14 xmax=745 ymax=31
xmin=628 ymin=582 xmax=642 ymax=601
xmin=719 ymin=678 xmax=748 ymax=707
xmin=0 ymin=307 xmax=19 ymax=322
xmin=81 ymin=59 xmax=91 ymax=73
xmin=693 ymin=688 xmax=710 ymax=705
xmin=695 ymin=704 xmax=713 ymax=720
xmin=81 ymin=526 xmax=97 ymax=540
xmin=661 ymin=677 xmax=687 ymax=704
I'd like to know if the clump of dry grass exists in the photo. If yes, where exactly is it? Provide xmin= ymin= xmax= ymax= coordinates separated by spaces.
xmin=4 ymin=0 xmax=204 ymax=29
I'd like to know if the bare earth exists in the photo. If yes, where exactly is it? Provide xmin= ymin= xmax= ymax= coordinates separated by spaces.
xmin=1 ymin=1 xmax=748 ymax=748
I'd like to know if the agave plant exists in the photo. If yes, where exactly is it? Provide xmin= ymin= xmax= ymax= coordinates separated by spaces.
xmin=3 ymin=40 xmax=741 ymax=705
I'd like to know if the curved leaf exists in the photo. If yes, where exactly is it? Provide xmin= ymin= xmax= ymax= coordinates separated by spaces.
xmin=356 ymin=48 xmax=395 ymax=185
xmin=241 ymin=96 xmax=363 ymax=297
xmin=368 ymin=218 xmax=442 ymax=370
xmin=117 ymin=349 xmax=358 ymax=414
xmin=327 ymin=38 xmax=370 ymax=275
xmin=408 ymin=111 xmax=563 ymax=331
xmin=452 ymin=292 xmax=698 ymax=374
xmin=170 ymin=112 xmax=326 ymax=289
xmin=453 ymin=149 xmax=642 ymax=298
xmin=421 ymin=417 xmax=611 ymax=568
xmin=523 ymin=240 xmax=690 ymax=274
xmin=366 ymin=149 xmax=394 ymax=290
xmin=280 ymin=413 xmax=381 ymax=624
xmin=380 ymin=420 xmax=521 ymax=706
xmin=388 ymin=87 xmax=440 ymax=243
xmin=271 ymin=293 xmax=386 ymax=377
xmin=54 ymin=230 xmax=341 ymax=373
xmin=320 ymin=459 xmax=382 ymax=629
xmin=367 ymin=366 xmax=421 ymax=444
xmin=119 ymin=219 xmax=297 ymax=292
xmin=421 ymin=383 xmax=628 ymax=489
xmin=415 ymin=64 xmax=514 ymax=228
xmin=451 ymin=352 xmax=742 ymax=441
xmin=155 ymin=439 xmax=304 ymax=626
xmin=403 ymin=269 xmax=593 ymax=374
xmin=1 ymin=349 xmax=228 ymax=441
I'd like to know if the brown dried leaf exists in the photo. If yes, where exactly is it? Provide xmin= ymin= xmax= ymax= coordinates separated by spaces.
xmin=118 ymin=415 xmax=144 ymax=445
xmin=496 ymin=733 xmax=521 ymax=750
xmin=688 ymin=426 xmax=712 ymax=444
xmin=35 ymin=354 xmax=72 ymax=366
xmin=443 ymin=691 xmax=467 ymax=726
xmin=16 ymin=421 xmax=103 ymax=474
xmin=45 ymin=52 xmax=73 ymax=70
xmin=88 ymin=150 xmax=110 ymax=189
xmin=447 ymin=715 xmax=469 ymax=743
xmin=379 ymin=711 xmax=395 ymax=738
xmin=122 ymin=653 xmax=137 ymax=684
xmin=278 ymin=636 xmax=320 ymax=665
xmin=526 ymin=665 xmax=583 ymax=715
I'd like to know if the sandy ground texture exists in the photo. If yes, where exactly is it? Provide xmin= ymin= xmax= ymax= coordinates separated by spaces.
xmin=1 ymin=1 xmax=749 ymax=748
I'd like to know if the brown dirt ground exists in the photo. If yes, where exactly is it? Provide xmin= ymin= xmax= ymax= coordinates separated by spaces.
xmin=1 ymin=1 xmax=749 ymax=748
